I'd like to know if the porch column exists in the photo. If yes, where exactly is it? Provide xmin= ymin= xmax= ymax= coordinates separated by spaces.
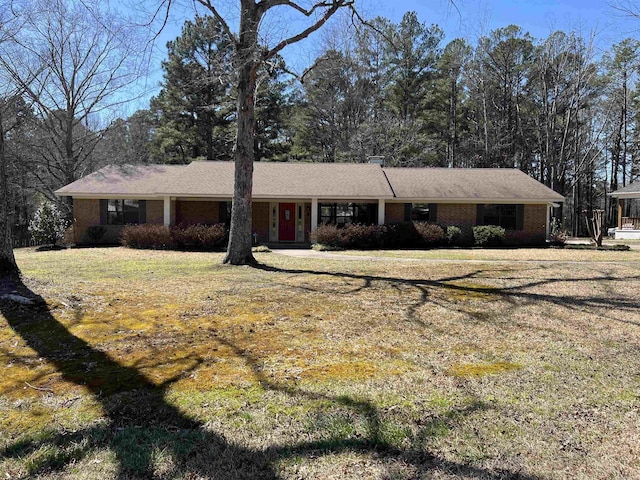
xmin=378 ymin=199 xmax=385 ymax=225
xmin=618 ymin=198 xmax=624 ymax=229
xmin=546 ymin=204 xmax=551 ymax=240
xmin=311 ymin=198 xmax=318 ymax=232
xmin=163 ymin=196 xmax=171 ymax=227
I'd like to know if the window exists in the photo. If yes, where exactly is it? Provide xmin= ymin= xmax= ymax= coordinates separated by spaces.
xmin=318 ymin=203 xmax=377 ymax=225
xmin=107 ymin=199 xmax=139 ymax=225
xmin=410 ymin=203 xmax=437 ymax=222
xmin=480 ymin=204 xmax=521 ymax=230
xmin=219 ymin=201 xmax=232 ymax=226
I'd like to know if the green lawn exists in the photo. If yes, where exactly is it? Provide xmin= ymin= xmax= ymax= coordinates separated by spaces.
xmin=1 ymin=247 xmax=639 ymax=479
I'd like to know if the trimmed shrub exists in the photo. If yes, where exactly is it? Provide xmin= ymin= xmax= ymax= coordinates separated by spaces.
xmin=383 ymin=222 xmax=422 ymax=249
xmin=314 ymin=222 xmax=447 ymax=250
xmin=86 ymin=225 xmax=106 ymax=242
xmin=311 ymin=223 xmax=386 ymax=249
xmin=121 ymin=224 xmax=175 ymax=249
xmin=445 ymin=224 xmax=474 ymax=247
xmin=445 ymin=225 xmax=462 ymax=245
xmin=311 ymin=224 xmax=344 ymax=248
xmin=171 ymin=224 xmax=228 ymax=251
xmin=122 ymin=223 xmax=228 ymax=250
xmin=29 ymin=202 xmax=70 ymax=246
xmin=340 ymin=223 xmax=386 ymax=249
xmin=414 ymin=222 xmax=445 ymax=246
xmin=473 ymin=225 xmax=506 ymax=247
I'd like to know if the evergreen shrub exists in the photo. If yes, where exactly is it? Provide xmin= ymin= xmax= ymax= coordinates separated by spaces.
xmin=473 ymin=225 xmax=506 ymax=247
xmin=29 ymin=202 xmax=70 ymax=246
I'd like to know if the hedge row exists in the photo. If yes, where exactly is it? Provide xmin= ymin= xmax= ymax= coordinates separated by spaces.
xmin=311 ymin=222 xmax=546 ymax=249
xmin=121 ymin=223 xmax=228 ymax=250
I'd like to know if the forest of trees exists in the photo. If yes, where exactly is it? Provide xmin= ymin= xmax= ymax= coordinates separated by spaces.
xmin=2 ymin=2 xmax=640 ymax=240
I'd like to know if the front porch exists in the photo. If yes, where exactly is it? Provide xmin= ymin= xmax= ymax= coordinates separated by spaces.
xmin=612 ymin=195 xmax=640 ymax=240
xmin=614 ymin=216 xmax=640 ymax=239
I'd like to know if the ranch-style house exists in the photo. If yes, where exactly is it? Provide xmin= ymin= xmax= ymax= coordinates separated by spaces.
xmin=55 ymin=161 xmax=565 ymax=245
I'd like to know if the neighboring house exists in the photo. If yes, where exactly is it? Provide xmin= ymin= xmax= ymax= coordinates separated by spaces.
xmin=55 ymin=162 xmax=564 ymax=245
xmin=610 ymin=182 xmax=640 ymax=240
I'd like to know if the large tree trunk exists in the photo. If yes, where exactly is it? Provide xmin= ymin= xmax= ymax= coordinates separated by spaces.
xmin=0 ymin=113 xmax=18 ymax=276
xmin=223 ymin=1 xmax=259 ymax=265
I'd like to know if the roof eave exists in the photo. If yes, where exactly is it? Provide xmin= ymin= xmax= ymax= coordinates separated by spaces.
xmin=388 ymin=197 xmax=564 ymax=204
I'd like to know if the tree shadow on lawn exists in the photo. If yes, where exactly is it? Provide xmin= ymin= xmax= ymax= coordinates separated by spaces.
xmin=254 ymin=263 xmax=640 ymax=328
xmin=0 ymin=275 xmax=543 ymax=479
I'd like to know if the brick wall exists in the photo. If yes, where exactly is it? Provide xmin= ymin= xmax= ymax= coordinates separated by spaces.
xmin=436 ymin=204 xmax=477 ymax=226
xmin=73 ymin=198 xmax=100 ymax=244
xmin=385 ymin=203 xmax=406 ymax=224
xmin=175 ymin=201 xmax=220 ymax=225
xmin=252 ymin=202 xmax=270 ymax=243
xmin=146 ymin=200 xmax=164 ymax=224
xmin=524 ymin=204 xmax=547 ymax=234
xmin=72 ymin=198 xmax=122 ymax=244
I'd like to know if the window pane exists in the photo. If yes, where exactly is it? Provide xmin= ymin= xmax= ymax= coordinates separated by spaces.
xmin=123 ymin=200 xmax=139 ymax=211
xmin=502 ymin=217 xmax=517 ymax=230
xmin=108 ymin=199 xmax=121 ymax=212
xmin=500 ymin=205 xmax=516 ymax=217
xmin=482 ymin=204 xmax=518 ymax=230
xmin=108 ymin=211 xmax=123 ymax=225
xmin=123 ymin=212 xmax=139 ymax=224
xmin=411 ymin=203 xmax=430 ymax=221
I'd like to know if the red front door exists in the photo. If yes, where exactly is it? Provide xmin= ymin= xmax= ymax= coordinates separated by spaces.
xmin=278 ymin=203 xmax=296 ymax=241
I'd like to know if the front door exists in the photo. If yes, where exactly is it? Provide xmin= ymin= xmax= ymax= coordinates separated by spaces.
xmin=278 ymin=203 xmax=296 ymax=241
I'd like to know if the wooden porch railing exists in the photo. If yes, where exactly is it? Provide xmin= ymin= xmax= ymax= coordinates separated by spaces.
xmin=621 ymin=217 xmax=640 ymax=229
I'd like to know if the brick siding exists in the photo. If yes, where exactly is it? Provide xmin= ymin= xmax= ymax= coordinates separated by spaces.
xmin=385 ymin=203 xmax=406 ymax=224
xmin=252 ymin=202 xmax=270 ymax=243
xmin=72 ymin=198 xmax=122 ymax=244
xmin=523 ymin=204 xmax=547 ymax=234
xmin=436 ymin=204 xmax=477 ymax=226
xmin=175 ymin=200 xmax=220 ymax=225
xmin=146 ymin=200 xmax=164 ymax=224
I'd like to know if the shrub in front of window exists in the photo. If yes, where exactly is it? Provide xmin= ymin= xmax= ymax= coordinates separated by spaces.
xmin=472 ymin=225 xmax=506 ymax=247
xmin=121 ymin=224 xmax=175 ymax=249
xmin=171 ymin=224 xmax=228 ymax=251
xmin=341 ymin=223 xmax=386 ymax=249
xmin=445 ymin=225 xmax=462 ymax=246
xmin=311 ymin=224 xmax=386 ymax=249
xmin=383 ymin=222 xmax=420 ymax=248
xmin=29 ymin=202 xmax=70 ymax=246
xmin=86 ymin=225 xmax=106 ymax=242
xmin=310 ymin=224 xmax=343 ymax=248
xmin=413 ymin=222 xmax=445 ymax=246
xmin=445 ymin=224 xmax=475 ymax=247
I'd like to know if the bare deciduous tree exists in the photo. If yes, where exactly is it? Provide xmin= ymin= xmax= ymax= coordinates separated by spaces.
xmin=0 ymin=0 xmax=149 ymax=216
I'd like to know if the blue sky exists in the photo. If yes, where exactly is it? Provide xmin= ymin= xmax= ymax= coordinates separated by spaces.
xmin=131 ymin=0 xmax=640 ymax=111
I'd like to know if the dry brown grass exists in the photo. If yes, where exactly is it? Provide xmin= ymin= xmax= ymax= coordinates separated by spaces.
xmin=0 ymin=247 xmax=639 ymax=479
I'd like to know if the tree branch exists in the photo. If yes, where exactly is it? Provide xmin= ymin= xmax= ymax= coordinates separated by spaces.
xmin=193 ymin=0 xmax=238 ymax=46
xmin=258 ymin=0 xmax=335 ymax=16
xmin=264 ymin=0 xmax=353 ymax=60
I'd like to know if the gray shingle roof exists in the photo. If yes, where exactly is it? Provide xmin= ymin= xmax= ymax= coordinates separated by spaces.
xmin=383 ymin=167 xmax=564 ymax=202
xmin=55 ymin=162 xmax=565 ymax=203
xmin=610 ymin=181 xmax=640 ymax=197
xmin=165 ymin=161 xmax=395 ymax=198
xmin=55 ymin=164 xmax=185 ymax=197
